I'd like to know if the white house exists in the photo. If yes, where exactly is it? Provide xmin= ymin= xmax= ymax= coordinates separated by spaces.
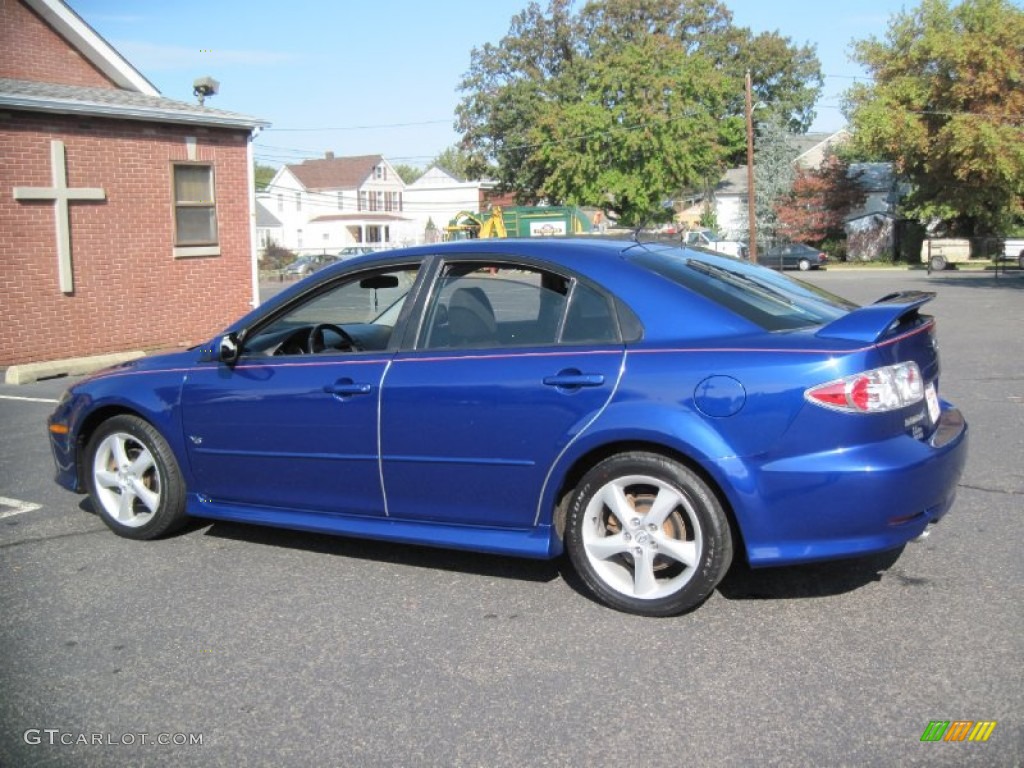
xmin=263 ymin=153 xmax=412 ymax=254
xmin=404 ymin=166 xmax=500 ymax=242
xmin=255 ymin=197 xmax=283 ymax=254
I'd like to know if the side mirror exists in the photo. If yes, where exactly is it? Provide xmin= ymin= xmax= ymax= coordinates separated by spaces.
xmin=200 ymin=333 xmax=240 ymax=364
xmin=218 ymin=333 xmax=240 ymax=365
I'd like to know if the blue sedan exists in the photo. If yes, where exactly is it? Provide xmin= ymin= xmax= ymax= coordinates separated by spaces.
xmin=48 ymin=239 xmax=968 ymax=616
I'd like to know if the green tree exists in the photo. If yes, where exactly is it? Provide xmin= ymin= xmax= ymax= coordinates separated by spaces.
xmin=531 ymin=35 xmax=728 ymax=226
xmin=751 ymin=112 xmax=797 ymax=247
xmin=843 ymin=0 xmax=1024 ymax=233
xmin=254 ymin=162 xmax=276 ymax=191
xmin=432 ymin=145 xmax=477 ymax=180
xmin=393 ymin=164 xmax=424 ymax=184
xmin=456 ymin=0 xmax=822 ymax=225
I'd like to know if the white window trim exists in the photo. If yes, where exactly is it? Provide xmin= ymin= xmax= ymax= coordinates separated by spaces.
xmin=173 ymin=245 xmax=222 ymax=258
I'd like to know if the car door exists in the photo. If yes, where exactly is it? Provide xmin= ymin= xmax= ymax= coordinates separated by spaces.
xmin=180 ymin=264 xmax=420 ymax=517
xmin=379 ymin=260 xmax=626 ymax=528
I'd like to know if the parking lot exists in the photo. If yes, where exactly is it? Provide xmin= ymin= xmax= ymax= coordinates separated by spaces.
xmin=1 ymin=268 xmax=1021 ymax=767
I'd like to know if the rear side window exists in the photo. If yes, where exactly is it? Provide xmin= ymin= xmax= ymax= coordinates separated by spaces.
xmin=420 ymin=264 xmax=569 ymax=349
xmin=562 ymin=281 xmax=619 ymax=343
xmin=418 ymin=262 xmax=623 ymax=349
xmin=629 ymin=248 xmax=855 ymax=331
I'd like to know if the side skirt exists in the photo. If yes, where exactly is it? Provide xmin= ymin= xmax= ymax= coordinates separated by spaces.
xmin=186 ymin=495 xmax=562 ymax=559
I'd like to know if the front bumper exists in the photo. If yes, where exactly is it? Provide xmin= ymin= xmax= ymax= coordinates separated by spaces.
xmin=736 ymin=406 xmax=968 ymax=566
xmin=47 ymin=394 xmax=84 ymax=493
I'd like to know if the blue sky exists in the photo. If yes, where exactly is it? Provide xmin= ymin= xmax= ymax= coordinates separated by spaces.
xmin=68 ymin=0 xmax=911 ymax=169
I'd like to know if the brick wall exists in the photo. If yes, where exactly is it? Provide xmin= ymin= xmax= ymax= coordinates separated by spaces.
xmin=0 ymin=111 xmax=255 ymax=366
xmin=0 ymin=0 xmax=117 ymax=88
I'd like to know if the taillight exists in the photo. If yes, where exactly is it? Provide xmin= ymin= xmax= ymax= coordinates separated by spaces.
xmin=805 ymin=362 xmax=924 ymax=413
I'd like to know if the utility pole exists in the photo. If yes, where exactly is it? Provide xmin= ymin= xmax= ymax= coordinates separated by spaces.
xmin=745 ymin=70 xmax=757 ymax=263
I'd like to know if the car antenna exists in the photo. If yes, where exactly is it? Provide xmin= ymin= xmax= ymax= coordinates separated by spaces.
xmin=632 ymin=219 xmax=650 ymax=243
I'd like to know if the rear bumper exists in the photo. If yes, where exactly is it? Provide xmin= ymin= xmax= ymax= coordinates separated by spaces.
xmin=737 ymin=406 xmax=968 ymax=566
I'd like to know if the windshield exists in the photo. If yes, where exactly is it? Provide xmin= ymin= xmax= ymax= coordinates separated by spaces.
xmin=629 ymin=247 xmax=856 ymax=331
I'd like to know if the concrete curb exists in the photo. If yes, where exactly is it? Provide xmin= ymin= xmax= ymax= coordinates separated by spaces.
xmin=4 ymin=351 xmax=146 ymax=385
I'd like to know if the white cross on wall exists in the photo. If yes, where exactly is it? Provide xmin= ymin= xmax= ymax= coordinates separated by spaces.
xmin=13 ymin=140 xmax=106 ymax=294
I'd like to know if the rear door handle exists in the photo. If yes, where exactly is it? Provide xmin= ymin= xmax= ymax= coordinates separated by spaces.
xmin=543 ymin=371 xmax=605 ymax=389
xmin=324 ymin=378 xmax=373 ymax=397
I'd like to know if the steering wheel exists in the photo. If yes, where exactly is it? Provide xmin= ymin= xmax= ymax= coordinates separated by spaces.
xmin=307 ymin=323 xmax=360 ymax=354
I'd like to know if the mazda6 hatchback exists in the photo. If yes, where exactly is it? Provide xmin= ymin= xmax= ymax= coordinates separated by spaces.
xmin=48 ymin=238 xmax=968 ymax=616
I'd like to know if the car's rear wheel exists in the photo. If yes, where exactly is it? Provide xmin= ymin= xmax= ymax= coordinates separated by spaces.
xmin=798 ymin=258 xmax=811 ymax=271
xmin=930 ymin=254 xmax=947 ymax=272
xmin=84 ymin=415 xmax=187 ymax=540
xmin=565 ymin=452 xmax=733 ymax=617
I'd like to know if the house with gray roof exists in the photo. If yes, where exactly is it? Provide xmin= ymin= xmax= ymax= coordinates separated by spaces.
xmin=703 ymin=131 xmax=854 ymax=237
xmin=255 ymin=198 xmax=284 ymax=253
xmin=1 ymin=0 xmax=267 ymax=370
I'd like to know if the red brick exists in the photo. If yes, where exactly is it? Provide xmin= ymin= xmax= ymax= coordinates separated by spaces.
xmin=1 ymin=113 xmax=254 ymax=366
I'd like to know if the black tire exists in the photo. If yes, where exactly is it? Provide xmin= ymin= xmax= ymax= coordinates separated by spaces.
xmin=84 ymin=415 xmax=188 ymax=540
xmin=930 ymin=254 xmax=947 ymax=272
xmin=798 ymin=258 xmax=811 ymax=271
xmin=565 ymin=452 xmax=733 ymax=617
xmin=1018 ymin=252 xmax=1024 ymax=270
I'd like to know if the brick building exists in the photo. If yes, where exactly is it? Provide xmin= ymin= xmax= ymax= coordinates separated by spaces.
xmin=0 ymin=0 xmax=267 ymax=368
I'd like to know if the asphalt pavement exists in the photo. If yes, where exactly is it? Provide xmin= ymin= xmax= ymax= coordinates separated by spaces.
xmin=1 ymin=268 xmax=1021 ymax=767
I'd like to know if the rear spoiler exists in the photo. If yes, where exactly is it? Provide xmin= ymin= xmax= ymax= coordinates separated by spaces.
xmin=816 ymin=291 xmax=935 ymax=343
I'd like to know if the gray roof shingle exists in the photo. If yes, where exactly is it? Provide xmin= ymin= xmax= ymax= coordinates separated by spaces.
xmin=255 ymin=199 xmax=282 ymax=228
xmin=0 ymin=77 xmax=268 ymax=130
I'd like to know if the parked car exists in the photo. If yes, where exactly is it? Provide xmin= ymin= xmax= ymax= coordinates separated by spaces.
xmin=47 ymin=238 xmax=967 ymax=616
xmin=999 ymin=238 xmax=1024 ymax=269
xmin=682 ymin=228 xmax=746 ymax=258
xmin=760 ymin=242 xmax=827 ymax=271
xmin=337 ymin=246 xmax=375 ymax=259
xmin=283 ymin=255 xmax=329 ymax=277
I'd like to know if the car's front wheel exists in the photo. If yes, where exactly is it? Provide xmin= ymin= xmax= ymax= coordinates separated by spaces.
xmin=84 ymin=415 xmax=188 ymax=540
xmin=565 ymin=452 xmax=733 ymax=617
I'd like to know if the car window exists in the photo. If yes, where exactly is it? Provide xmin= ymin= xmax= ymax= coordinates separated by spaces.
xmin=419 ymin=262 xmax=622 ymax=349
xmin=243 ymin=266 xmax=419 ymax=356
xmin=421 ymin=264 xmax=568 ymax=349
xmin=629 ymin=247 xmax=854 ymax=331
xmin=562 ymin=281 xmax=620 ymax=343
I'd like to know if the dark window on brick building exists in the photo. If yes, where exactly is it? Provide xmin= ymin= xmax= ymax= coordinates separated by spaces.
xmin=173 ymin=164 xmax=218 ymax=246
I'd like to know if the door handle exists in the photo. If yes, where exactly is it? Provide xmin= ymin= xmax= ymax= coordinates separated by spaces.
xmin=323 ymin=378 xmax=373 ymax=397
xmin=543 ymin=371 xmax=605 ymax=389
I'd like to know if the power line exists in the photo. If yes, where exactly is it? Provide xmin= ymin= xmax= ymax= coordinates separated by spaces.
xmin=266 ymin=118 xmax=452 ymax=133
xmin=251 ymin=75 xmax=1020 ymax=173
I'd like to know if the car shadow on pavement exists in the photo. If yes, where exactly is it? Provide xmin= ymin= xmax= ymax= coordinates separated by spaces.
xmin=716 ymin=547 xmax=905 ymax=601
xmin=554 ymin=548 xmax=906 ymax=614
xmin=199 ymin=519 xmax=562 ymax=584
xmin=78 ymin=499 xmax=902 ymax=602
